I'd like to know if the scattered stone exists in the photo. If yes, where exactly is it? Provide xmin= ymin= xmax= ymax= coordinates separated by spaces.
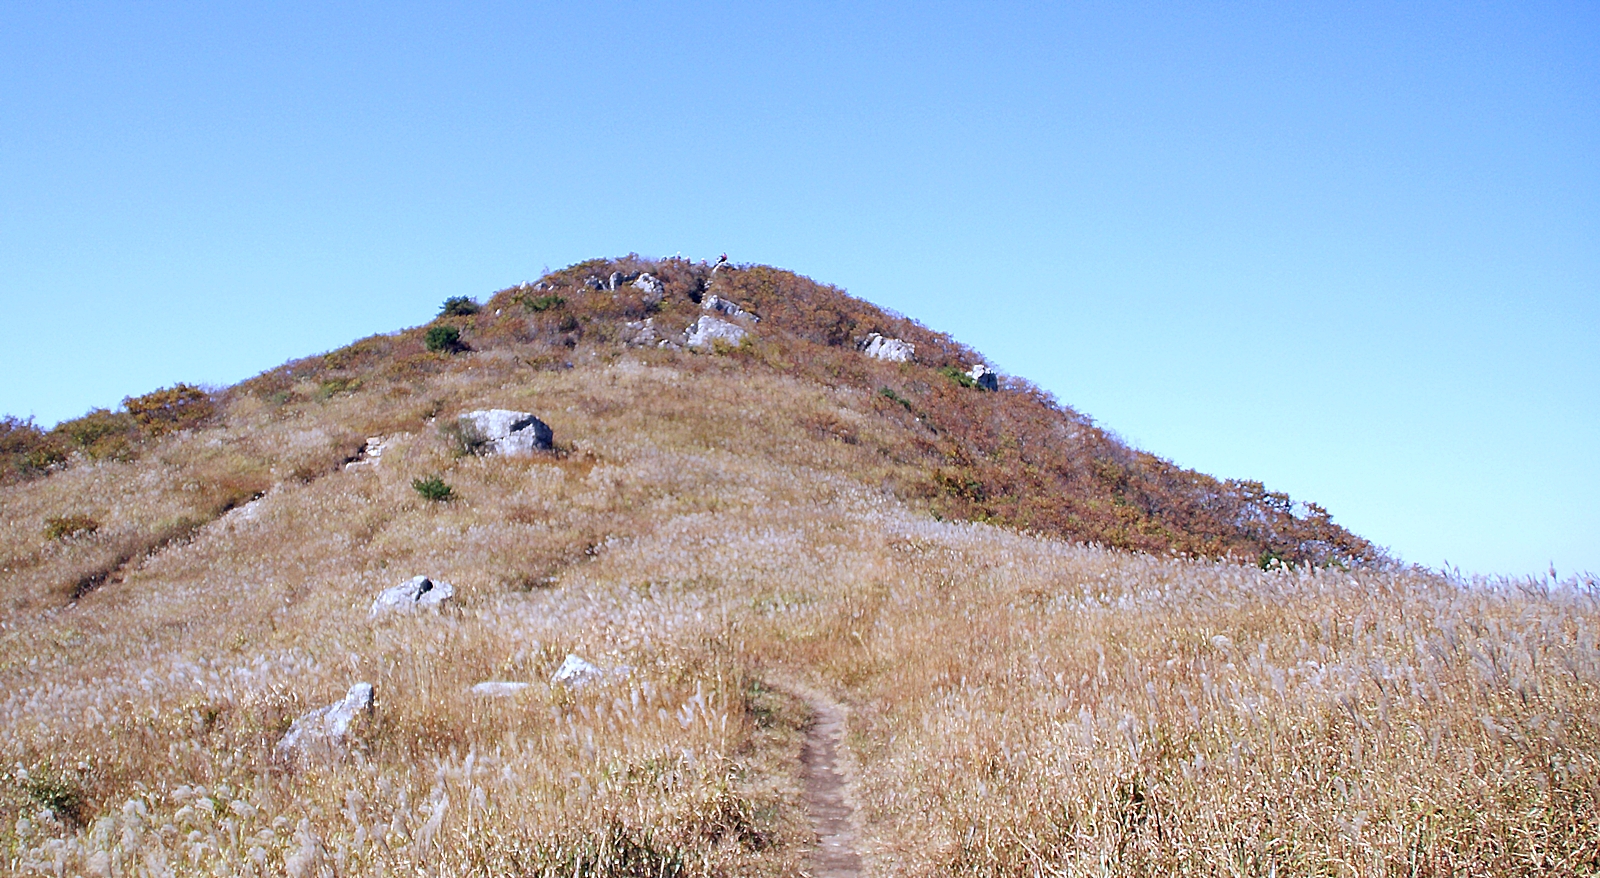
xmin=583 ymin=275 xmax=604 ymax=290
xmin=631 ymin=273 xmax=665 ymax=305
xmin=622 ymin=318 xmax=664 ymax=347
xmin=967 ymin=364 xmax=999 ymax=391
xmin=345 ymin=436 xmax=391 ymax=469
xmin=551 ymin=654 xmax=604 ymax=688
xmin=702 ymin=295 xmax=755 ymax=321
xmin=459 ymin=409 xmax=554 ymax=455
xmin=368 ymin=575 xmax=455 ymax=619
xmin=608 ymin=271 xmax=626 ymax=290
xmin=470 ymin=681 xmax=531 ymax=697
xmin=685 ymin=315 xmax=748 ymax=349
xmin=219 ymin=493 xmax=267 ymax=526
xmin=277 ymin=683 xmax=373 ymax=757
xmin=861 ymin=333 xmax=915 ymax=363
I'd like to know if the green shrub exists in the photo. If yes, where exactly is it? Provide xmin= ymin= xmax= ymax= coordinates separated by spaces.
xmin=878 ymin=387 xmax=913 ymax=410
xmin=523 ymin=294 xmax=566 ymax=312
xmin=45 ymin=514 xmax=100 ymax=540
xmin=412 ymin=475 xmax=454 ymax=502
xmin=315 ymin=377 xmax=361 ymax=400
xmin=24 ymin=763 xmax=84 ymax=825
xmin=439 ymin=296 xmax=480 ymax=317
xmin=938 ymin=365 xmax=978 ymax=389
xmin=425 ymin=325 xmax=463 ymax=353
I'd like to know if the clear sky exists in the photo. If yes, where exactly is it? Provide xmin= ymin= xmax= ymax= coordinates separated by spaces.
xmin=2 ymin=3 xmax=1595 ymax=577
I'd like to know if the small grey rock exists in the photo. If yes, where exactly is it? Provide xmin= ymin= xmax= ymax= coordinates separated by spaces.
xmin=551 ymin=654 xmax=604 ymax=688
xmin=622 ymin=318 xmax=662 ymax=347
xmin=277 ymin=683 xmax=373 ymax=756
xmin=470 ymin=681 xmax=531 ymax=697
xmin=369 ymin=575 xmax=455 ymax=619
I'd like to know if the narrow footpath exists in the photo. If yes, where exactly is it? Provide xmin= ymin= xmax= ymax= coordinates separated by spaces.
xmin=800 ymin=696 xmax=863 ymax=878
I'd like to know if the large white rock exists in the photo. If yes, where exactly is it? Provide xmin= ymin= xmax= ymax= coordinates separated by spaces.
xmin=551 ymin=654 xmax=604 ymax=688
xmin=459 ymin=409 xmax=553 ymax=455
xmin=966 ymin=364 xmax=999 ymax=391
xmin=862 ymin=333 xmax=915 ymax=363
xmin=685 ymin=315 xmax=748 ymax=349
xmin=369 ymin=575 xmax=455 ymax=619
xmin=701 ymin=295 xmax=755 ymax=321
xmin=277 ymin=683 xmax=373 ymax=757
xmin=470 ymin=681 xmax=531 ymax=697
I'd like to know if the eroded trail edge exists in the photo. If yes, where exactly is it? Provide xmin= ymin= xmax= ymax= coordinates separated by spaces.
xmin=801 ymin=695 xmax=863 ymax=878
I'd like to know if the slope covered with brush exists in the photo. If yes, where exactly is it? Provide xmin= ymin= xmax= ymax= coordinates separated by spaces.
xmin=5 ymin=256 xmax=1377 ymax=569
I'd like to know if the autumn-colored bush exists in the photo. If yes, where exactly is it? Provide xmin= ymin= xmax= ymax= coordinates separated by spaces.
xmin=124 ymin=383 xmax=215 ymax=435
xmin=52 ymin=408 xmax=138 ymax=460
xmin=0 ymin=416 xmax=65 ymax=481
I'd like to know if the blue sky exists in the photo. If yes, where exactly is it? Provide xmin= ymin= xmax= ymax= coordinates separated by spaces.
xmin=2 ymin=3 xmax=1595 ymax=577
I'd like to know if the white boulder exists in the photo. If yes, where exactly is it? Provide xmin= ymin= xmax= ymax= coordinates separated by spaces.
xmin=369 ymin=575 xmax=455 ymax=619
xmin=685 ymin=315 xmax=748 ymax=349
xmin=459 ymin=409 xmax=554 ymax=454
xmin=966 ymin=364 xmax=999 ymax=391
xmin=277 ymin=683 xmax=373 ymax=757
xmin=551 ymin=654 xmax=604 ymax=688
xmin=470 ymin=681 xmax=531 ymax=697
xmin=862 ymin=333 xmax=915 ymax=363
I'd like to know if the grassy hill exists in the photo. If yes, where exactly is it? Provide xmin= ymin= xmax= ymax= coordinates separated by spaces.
xmin=1 ymin=257 xmax=1595 ymax=876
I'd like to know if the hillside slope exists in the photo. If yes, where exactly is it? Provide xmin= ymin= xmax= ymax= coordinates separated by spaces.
xmin=1 ymin=258 xmax=1595 ymax=876
xmin=6 ymin=256 xmax=1377 ymax=571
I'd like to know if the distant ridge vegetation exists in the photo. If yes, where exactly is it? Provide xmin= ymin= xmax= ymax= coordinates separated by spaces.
xmin=2 ymin=255 xmax=1379 ymax=569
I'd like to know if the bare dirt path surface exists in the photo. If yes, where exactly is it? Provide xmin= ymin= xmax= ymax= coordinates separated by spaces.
xmin=800 ymin=695 xmax=864 ymax=878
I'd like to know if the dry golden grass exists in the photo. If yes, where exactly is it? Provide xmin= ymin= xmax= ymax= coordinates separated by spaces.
xmin=1 ymin=263 xmax=1596 ymax=876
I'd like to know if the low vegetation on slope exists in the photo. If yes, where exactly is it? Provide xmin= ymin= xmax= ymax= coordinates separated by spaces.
xmin=6 ymin=256 xmax=1377 ymax=569
xmin=0 ymin=257 xmax=1594 ymax=876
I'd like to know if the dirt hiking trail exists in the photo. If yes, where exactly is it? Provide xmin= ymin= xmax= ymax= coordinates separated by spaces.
xmin=800 ymin=694 xmax=863 ymax=878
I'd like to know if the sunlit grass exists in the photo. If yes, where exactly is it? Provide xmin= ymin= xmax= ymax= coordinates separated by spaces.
xmin=1 ymin=259 xmax=1594 ymax=875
